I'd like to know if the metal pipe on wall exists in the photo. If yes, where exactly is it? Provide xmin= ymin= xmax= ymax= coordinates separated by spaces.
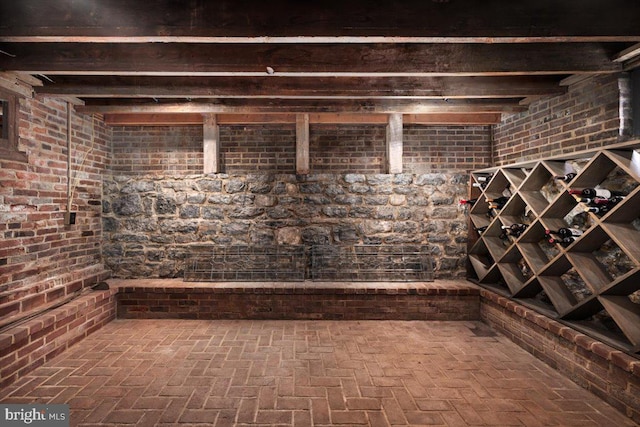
xmin=64 ymin=102 xmax=75 ymax=225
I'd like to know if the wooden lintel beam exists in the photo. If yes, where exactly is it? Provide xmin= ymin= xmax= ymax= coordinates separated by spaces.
xmin=0 ymin=43 xmax=621 ymax=76
xmin=559 ymin=74 xmax=594 ymax=87
xmin=104 ymin=113 xmax=203 ymax=126
xmin=78 ymin=99 xmax=526 ymax=115
xmin=403 ymin=113 xmax=501 ymax=125
xmin=2 ymin=0 xmax=640 ymax=42
xmin=103 ymin=112 xmax=503 ymax=126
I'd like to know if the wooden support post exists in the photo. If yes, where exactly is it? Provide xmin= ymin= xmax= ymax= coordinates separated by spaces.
xmin=296 ymin=113 xmax=310 ymax=175
xmin=203 ymin=114 xmax=219 ymax=174
xmin=386 ymin=113 xmax=403 ymax=174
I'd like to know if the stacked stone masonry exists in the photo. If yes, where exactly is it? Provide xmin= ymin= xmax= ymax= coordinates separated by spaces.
xmin=102 ymin=173 xmax=470 ymax=279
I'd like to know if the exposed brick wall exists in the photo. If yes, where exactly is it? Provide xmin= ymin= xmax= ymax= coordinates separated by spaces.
xmin=0 ymin=288 xmax=116 ymax=388
xmin=111 ymin=123 xmax=492 ymax=175
xmin=310 ymin=125 xmax=386 ymax=173
xmin=493 ymin=74 xmax=622 ymax=165
xmin=221 ymin=125 xmax=296 ymax=173
xmin=481 ymin=289 xmax=640 ymax=423
xmin=404 ymin=125 xmax=492 ymax=172
xmin=111 ymin=125 xmax=297 ymax=175
xmin=111 ymin=125 xmax=203 ymax=175
xmin=0 ymin=96 xmax=110 ymax=328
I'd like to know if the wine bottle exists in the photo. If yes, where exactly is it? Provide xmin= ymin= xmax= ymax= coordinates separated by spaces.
xmin=472 ymin=182 xmax=488 ymax=189
xmin=545 ymin=227 xmax=583 ymax=238
xmin=576 ymin=196 xmax=606 ymax=205
xmin=499 ymin=227 xmax=524 ymax=240
xmin=548 ymin=236 xmax=575 ymax=246
xmin=501 ymin=223 xmax=528 ymax=236
xmin=554 ymin=173 xmax=576 ymax=182
xmin=576 ymin=195 xmax=625 ymax=206
xmin=475 ymin=174 xmax=493 ymax=183
xmin=605 ymin=195 xmax=625 ymax=205
xmin=459 ymin=199 xmax=478 ymax=206
xmin=569 ymin=188 xmax=625 ymax=198
xmin=486 ymin=196 xmax=509 ymax=204
xmin=585 ymin=205 xmax=611 ymax=216
xmin=486 ymin=196 xmax=510 ymax=209
xmin=474 ymin=225 xmax=488 ymax=234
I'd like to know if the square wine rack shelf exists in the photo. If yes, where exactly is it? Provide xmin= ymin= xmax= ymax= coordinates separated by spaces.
xmin=467 ymin=142 xmax=640 ymax=356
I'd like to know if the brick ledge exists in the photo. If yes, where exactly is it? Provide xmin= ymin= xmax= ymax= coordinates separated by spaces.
xmin=0 ymin=289 xmax=117 ymax=388
xmin=108 ymin=278 xmax=479 ymax=295
xmin=480 ymin=288 xmax=640 ymax=422
xmin=113 ymin=278 xmax=481 ymax=321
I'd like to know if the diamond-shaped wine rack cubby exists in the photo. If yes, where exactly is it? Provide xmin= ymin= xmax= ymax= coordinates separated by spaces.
xmin=466 ymin=143 xmax=640 ymax=355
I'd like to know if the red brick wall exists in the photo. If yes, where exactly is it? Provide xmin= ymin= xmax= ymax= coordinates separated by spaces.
xmin=111 ymin=123 xmax=491 ymax=174
xmin=0 ymin=96 xmax=110 ymax=328
xmin=493 ymin=74 xmax=621 ymax=165
xmin=222 ymin=125 xmax=296 ymax=173
xmin=404 ymin=125 xmax=492 ymax=172
xmin=310 ymin=125 xmax=386 ymax=172
xmin=111 ymin=125 xmax=203 ymax=175
xmin=111 ymin=125 xmax=297 ymax=175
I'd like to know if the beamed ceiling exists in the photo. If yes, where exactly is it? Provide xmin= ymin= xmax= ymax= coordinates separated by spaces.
xmin=1 ymin=0 xmax=640 ymax=125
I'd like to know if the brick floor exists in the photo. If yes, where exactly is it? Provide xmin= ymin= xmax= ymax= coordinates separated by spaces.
xmin=0 ymin=319 xmax=636 ymax=426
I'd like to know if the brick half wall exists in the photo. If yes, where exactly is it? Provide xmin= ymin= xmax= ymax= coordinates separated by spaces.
xmin=114 ymin=280 xmax=480 ymax=321
xmin=480 ymin=288 xmax=640 ymax=423
xmin=0 ymin=288 xmax=117 ymax=388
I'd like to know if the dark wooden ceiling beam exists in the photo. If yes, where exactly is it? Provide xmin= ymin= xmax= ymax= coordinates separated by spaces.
xmin=2 ymin=0 xmax=639 ymax=42
xmin=0 ymin=43 xmax=621 ymax=76
xmin=76 ymin=99 xmax=526 ymax=115
xmin=35 ymin=75 xmax=567 ymax=99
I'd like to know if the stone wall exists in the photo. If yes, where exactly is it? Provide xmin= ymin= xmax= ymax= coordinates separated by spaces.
xmin=102 ymin=173 xmax=470 ymax=279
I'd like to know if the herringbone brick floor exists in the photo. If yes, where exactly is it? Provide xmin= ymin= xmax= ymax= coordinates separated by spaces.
xmin=0 ymin=319 xmax=636 ymax=426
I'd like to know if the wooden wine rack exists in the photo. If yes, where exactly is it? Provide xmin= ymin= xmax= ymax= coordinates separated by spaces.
xmin=467 ymin=141 xmax=640 ymax=355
